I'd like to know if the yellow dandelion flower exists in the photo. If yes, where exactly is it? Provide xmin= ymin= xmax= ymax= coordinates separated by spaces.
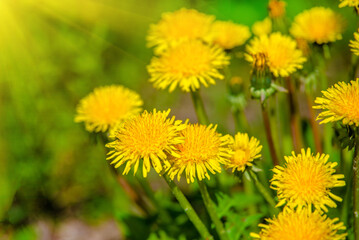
xmin=349 ymin=29 xmax=359 ymax=56
xmin=339 ymin=0 xmax=359 ymax=9
xmin=250 ymin=207 xmax=347 ymax=240
xmin=168 ymin=123 xmax=233 ymax=183
xmin=75 ymin=85 xmax=143 ymax=133
xmin=271 ymin=148 xmax=345 ymax=212
xmin=268 ymin=0 xmax=286 ymax=19
xmin=147 ymin=40 xmax=230 ymax=92
xmin=225 ymin=133 xmax=262 ymax=172
xmin=252 ymin=18 xmax=272 ymax=36
xmin=147 ymin=8 xmax=215 ymax=54
xmin=245 ymin=32 xmax=306 ymax=77
xmin=206 ymin=20 xmax=251 ymax=49
xmin=106 ymin=109 xmax=186 ymax=177
xmin=290 ymin=7 xmax=344 ymax=45
xmin=314 ymin=79 xmax=359 ymax=126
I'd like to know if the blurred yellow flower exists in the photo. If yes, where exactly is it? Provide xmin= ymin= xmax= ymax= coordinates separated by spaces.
xmin=147 ymin=8 xmax=214 ymax=54
xmin=268 ymin=0 xmax=286 ymax=19
xmin=350 ymin=30 xmax=359 ymax=56
xmin=245 ymin=32 xmax=306 ymax=77
xmin=314 ymin=79 xmax=359 ymax=126
xmin=206 ymin=20 xmax=251 ymax=49
xmin=225 ymin=133 xmax=262 ymax=172
xmin=250 ymin=207 xmax=347 ymax=240
xmin=252 ymin=18 xmax=272 ymax=36
xmin=271 ymin=148 xmax=345 ymax=212
xmin=290 ymin=7 xmax=344 ymax=44
xmin=168 ymin=123 xmax=233 ymax=183
xmin=339 ymin=0 xmax=359 ymax=9
xmin=106 ymin=109 xmax=186 ymax=177
xmin=147 ymin=40 xmax=230 ymax=92
xmin=75 ymin=85 xmax=143 ymax=133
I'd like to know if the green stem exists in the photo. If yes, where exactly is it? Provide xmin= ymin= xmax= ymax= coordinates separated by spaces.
xmin=315 ymin=52 xmax=333 ymax=155
xmin=353 ymin=138 xmax=359 ymax=240
xmin=323 ymin=124 xmax=333 ymax=155
xmin=249 ymin=170 xmax=278 ymax=215
xmin=306 ymin=93 xmax=322 ymax=153
xmin=341 ymin=149 xmax=352 ymax=228
xmin=275 ymin=90 xmax=286 ymax=159
xmin=163 ymin=175 xmax=213 ymax=240
xmin=243 ymin=175 xmax=257 ymax=216
xmin=198 ymin=180 xmax=229 ymax=240
xmin=261 ymin=102 xmax=279 ymax=166
xmin=233 ymin=109 xmax=248 ymax=133
xmin=286 ymin=78 xmax=303 ymax=153
xmin=191 ymin=90 xmax=209 ymax=125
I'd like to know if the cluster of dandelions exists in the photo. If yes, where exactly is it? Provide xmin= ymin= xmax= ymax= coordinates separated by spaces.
xmin=72 ymin=0 xmax=359 ymax=238
xmin=146 ymin=8 xmax=249 ymax=92
xmin=251 ymin=148 xmax=346 ymax=239
xmin=74 ymin=8 xmax=268 ymax=186
xmin=75 ymin=91 xmax=263 ymax=184
xmin=105 ymin=108 xmax=264 ymax=184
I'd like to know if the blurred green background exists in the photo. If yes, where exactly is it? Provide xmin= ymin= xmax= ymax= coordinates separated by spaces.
xmin=0 ymin=0 xmax=357 ymax=239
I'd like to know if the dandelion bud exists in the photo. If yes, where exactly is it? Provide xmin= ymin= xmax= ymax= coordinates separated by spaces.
xmin=268 ymin=0 xmax=286 ymax=19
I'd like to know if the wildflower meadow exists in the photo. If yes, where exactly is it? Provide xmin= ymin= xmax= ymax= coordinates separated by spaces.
xmin=2 ymin=0 xmax=359 ymax=239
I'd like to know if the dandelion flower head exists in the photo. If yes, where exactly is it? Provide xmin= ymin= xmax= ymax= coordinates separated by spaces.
xmin=290 ymin=7 xmax=344 ymax=44
xmin=350 ymin=29 xmax=359 ymax=56
xmin=314 ymin=79 xmax=359 ymax=126
xmin=250 ymin=207 xmax=347 ymax=240
xmin=147 ymin=40 xmax=230 ymax=92
xmin=271 ymin=148 xmax=345 ymax=212
xmin=252 ymin=18 xmax=272 ymax=36
xmin=245 ymin=32 xmax=306 ymax=77
xmin=225 ymin=132 xmax=262 ymax=172
xmin=75 ymin=85 xmax=143 ymax=133
xmin=106 ymin=109 xmax=186 ymax=177
xmin=206 ymin=20 xmax=251 ymax=49
xmin=339 ymin=0 xmax=359 ymax=9
xmin=168 ymin=123 xmax=233 ymax=183
xmin=147 ymin=8 xmax=215 ymax=54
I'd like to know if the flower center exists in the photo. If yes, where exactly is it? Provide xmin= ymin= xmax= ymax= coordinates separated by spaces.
xmin=177 ymin=126 xmax=220 ymax=164
xmin=233 ymin=149 xmax=249 ymax=166
xmin=164 ymin=42 xmax=212 ymax=77
xmin=123 ymin=116 xmax=171 ymax=156
xmin=285 ymin=161 xmax=328 ymax=202
xmin=331 ymin=88 xmax=359 ymax=122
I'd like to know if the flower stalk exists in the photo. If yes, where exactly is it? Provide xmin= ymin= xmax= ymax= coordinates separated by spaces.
xmin=243 ymin=175 xmax=258 ymax=216
xmin=163 ymin=174 xmax=214 ymax=240
xmin=198 ymin=180 xmax=230 ymax=240
xmin=249 ymin=170 xmax=277 ymax=215
xmin=286 ymin=78 xmax=303 ymax=152
xmin=306 ymin=93 xmax=322 ymax=153
xmin=261 ymin=101 xmax=279 ymax=166
xmin=191 ymin=90 xmax=209 ymax=125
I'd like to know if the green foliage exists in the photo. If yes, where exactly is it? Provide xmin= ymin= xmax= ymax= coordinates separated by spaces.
xmin=11 ymin=227 xmax=37 ymax=240
xmin=215 ymin=192 xmax=263 ymax=239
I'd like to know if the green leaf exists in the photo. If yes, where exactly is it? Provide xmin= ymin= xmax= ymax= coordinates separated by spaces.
xmin=226 ymin=213 xmax=263 ymax=240
xmin=215 ymin=192 xmax=262 ymax=218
